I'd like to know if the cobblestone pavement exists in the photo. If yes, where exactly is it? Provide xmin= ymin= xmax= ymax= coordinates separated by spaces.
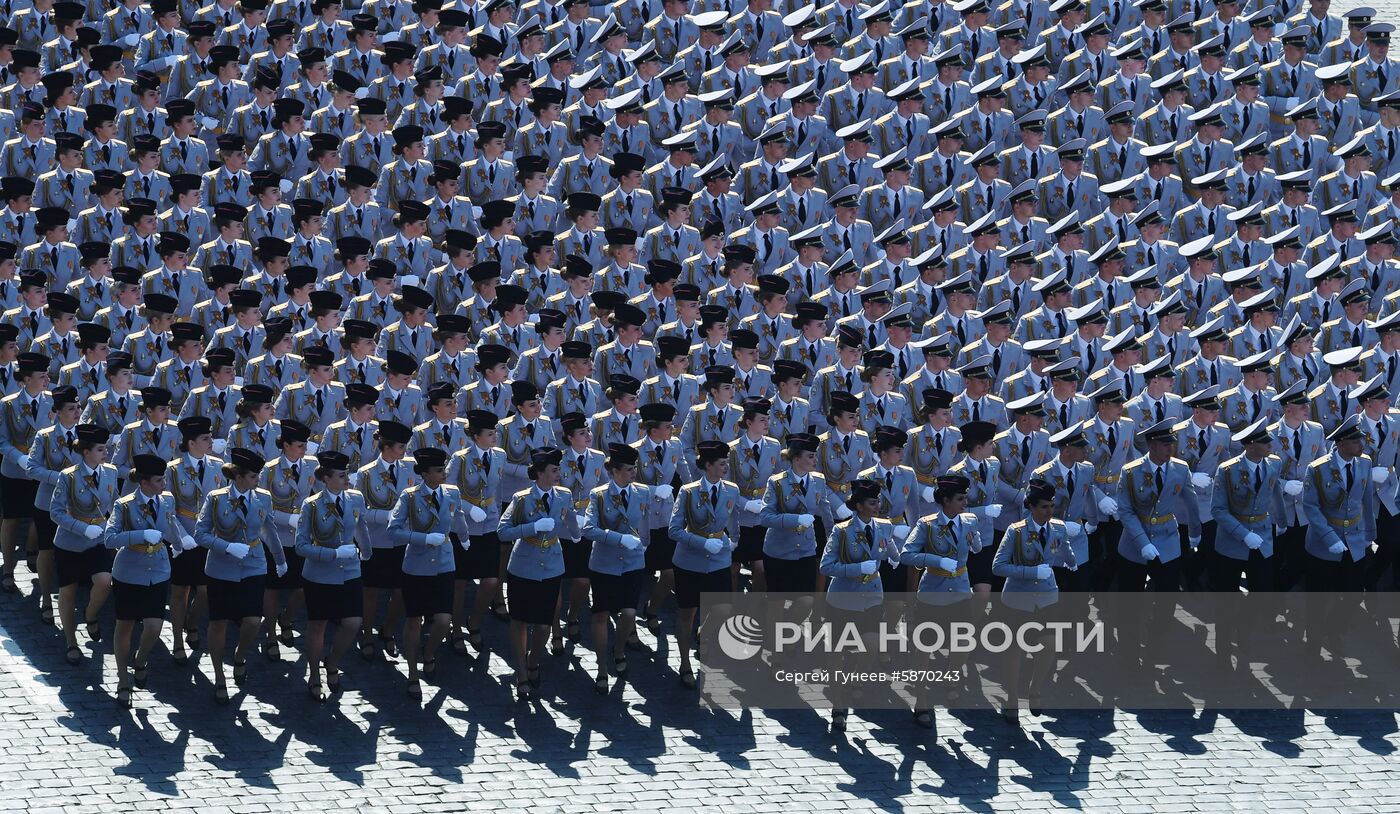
xmin=3 ymin=579 xmax=1400 ymax=813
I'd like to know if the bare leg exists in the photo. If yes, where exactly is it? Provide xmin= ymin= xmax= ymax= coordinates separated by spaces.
xmin=327 ymin=616 xmax=360 ymax=675
xmin=58 ymin=584 xmax=79 ymax=649
xmin=424 ymin=612 xmax=450 ymax=671
xmin=235 ymin=615 xmax=261 ymax=670
xmin=403 ymin=616 xmax=424 ymax=681
xmin=676 ymin=607 xmax=698 ymax=676
xmin=169 ymin=585 xmax=191 ymax=659
xmin=207 ymin=620 xmax=228 ymax=691
xmin=86 ymin=573 xmax=112 ymax=629
xmin=510 ymin=619 xmax=528 ymax=683
xmin=645 ymin=569 xmax=674 ymax=625
xmin=305 ymin=619 xmax=327 ymax=689
xmin=615 ymin=609 xmax=637 ymax=662
xmin=35 ymin=549 xmax=54 ymax=617
xmin=134 ymin=618 xmax=162 ymax=672
xmin=468 ymin=578 xmax=498 ymax=641
xmin=113 ymin=619 xmax=135 ymax=690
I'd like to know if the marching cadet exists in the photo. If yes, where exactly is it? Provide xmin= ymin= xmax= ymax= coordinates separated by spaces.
xmin=82 ymin=353 xmax=142 ymax=436
xmin=727 ymin=397 xmax=781 ymax=589
xmin=630 ymin=259 xmax=681 ymax=339
xmin=209 ymin=288 xmax=268 ymax=368
xmin=668 ymin=439 xmax=740 ymax=689
xmin=1125 ymin=356 xmax=1187 ymax=438
xmin=1115 ymin=417 xmax=1201 ymax=593
xmin=377 ymin=351 xmax=425 ymax=428
xmin=1300 ymin=415 xmax=1373 ymax=659
xmin=292 ymin=450 xmax=366 ymax=700
xmin=855 ymin=349 xmax=911 ymax=433
xmin=440 ymin=408 xmax=505 ymax=655
xmin=51 ymin=423 xmax=119 ymax=665
xmin=901 ymin=472 xmax=980 ymax=726
xmin=1356 ymin=374 xmax=1400 ymax=590
xmin=1043 ymin=359 xmax=1094 ymax=435
xmin=497 ymin=445 xmax=573 ymax=698
xmin=543 ymin=340 xmax=604 ymax=432
xmin=1319 ymin=278 xmax=1376 ymax=353
xmin=179 ymin=348 xmax=240 ymax=439
xmin=349 ymin=419 xmax=412 ymax=660
xmin=1033 ymin=422 xmax=1097 ymax=590
xmin=274 ymin=345 xmax=346 ymax=441
xmin=163 ymin=416 xmax=222 ymax=665
xmin=243 ymin=317 xmax=302 ymax=392
xmin=677 ymin=365 xmax=743 ymax=475
xmin=591 ymin=373 xmax=641 ymax=451
xmin=26 ymin=385 xmax=83 ymax=625
xmin=992 ymin=392 xmax=1053 ymax=538
xmin=389 ymin=446 xmax=464 ymax=697
xmin=110 ymin=386 xmax=182 ymax=482
xmin=1274 ymin=317 xmax=1322 ymax=394
xmin=860 ymin=424 xmax=918 ymax=592
xmin=1307 ymin=346 xmax=1365 ymax=436
xmin=149 ymin=322 xmax=206 ymax=412
xmin=258 ymin=418 xmax=316 ymax=661
xmin=57 ymin=322 xmax=110 ymax=403
xmin=104 ymin=452 xmax=182 ymax=707
xmin=0 ymin=352 xmax=51 ymax=592
xmin=322 ymin=383 xmax=380 ymax=471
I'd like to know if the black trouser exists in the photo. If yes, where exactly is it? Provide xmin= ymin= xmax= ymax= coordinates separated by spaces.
xmin=1116 ymin=553 xmax=1182 ymax=593
xmin=1274 ymin=524 xmax=1308 ymax=592
xmin=1181 ymin=521 xmax=1217 ymax=592
xmin=1365 ymin=509 xmax=1400 ymax=591
xmin=1089 ymin=520 xmax=1123 ymax=591
xmin=1304 ymin=550 xmax=1364 ymax=654
xmin=1208 ymin=549 xmax=1275 ymax=593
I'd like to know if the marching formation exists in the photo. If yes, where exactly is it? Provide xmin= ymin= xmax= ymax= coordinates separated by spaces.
xmin=0 ymin=0 xmax=1394 ymax=733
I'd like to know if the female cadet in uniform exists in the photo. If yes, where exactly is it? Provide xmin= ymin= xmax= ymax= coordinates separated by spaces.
xmin=25 ymin=384 xmax=81 ymax=624
xmin=864 ymin=425 xmax=918 ymax=594
xmin=724 ymin=399 xmax=778 ymax=592
xmin=446 ymin=410 xmax=507 ymax=654
xmin=355 ymin=420 xmax=416 ymax=660
xmin=390 ymin=447 xmax=462 ymax=698
xmin=226 ymin=383 xmax=284 ymax=462
xmin=104 ymin=454 xmax=182 ymax=707
xmin=497 ymin=446 xmax=571 ymax=700
xmin=635 ymin=402 xmax=681 ymax=637
xmin=294 ymin=451 xmax=366 ymax=701
xmin=856 ymin=350 xmax=914 ymax=433
xmin=260 ymin=419 xmax=317 ymax=661
xmin=555 ymin=411 xmax=606 ymax=653
xmin=993 ymin=478 xmax=1074 ymax=725
xmin=50 ymin=423 xmax=119 ymax=665
xmin=669 ymin=440 xmax=740 ymax=690
xmin=582 ymin=443 xmax=652 ymax=693
xmin=197 ymin=448 xmax=286 ymax=704
xmin=948 ymin=420 xmax=1008 ymax=594
xmin=819 ymin=478 xmax=896 ymax=733
xmin=0 ymin=352 xmax=51 ymax=595
xmin=168 ymin=415 xmax=221 ymax=663
xmin=901 ymin=473 xmax=982 ymax=729
xmin=760 ymin=432 xmax=846 ymax=595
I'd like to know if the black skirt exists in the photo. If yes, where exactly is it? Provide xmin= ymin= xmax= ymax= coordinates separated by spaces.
xmin=32 ymin=506 xmax=56 ymax=551
xmin=764 ymin=553 xmax=818 ymax=593
xmin=968 ymin=533 xmax=999 ymax=587
xmin=455 ymin=532 xmax=501 ymax=581
xmin=590 ymin=568 xmax=646 ymax=613
xmin=674 ymin=565 xmax=732 ymax=609
xmin=506 ymin=573 xmax=562 ymax=624
xmin=0 ymin=475 xmax=37 ymax=520
xmin=401 ymin=572 xmax=453 ymax=617
xmin=303 ymin=578 xmax=364 ymax=621
xmin=563 ymin=537 xmax=593 ymax=578
xmin=734 ymin=524 xmax=767 ymax=563
xmin=265 ymin=546 xmax=304 ymax=589
xmin=170 ymin=545 xmax=209 ymax=586
xmin=54 ymin=544 xmax=112 ymax=588
xmin=207 ymin=574 xmax=265 ymax=621
xmin=361 ymin=545 xmax=406 ymax=589
xmin=113 ymin=579 xmax=169 ymax=621
xmin=644 ymin=528 xmax=677 ymax=572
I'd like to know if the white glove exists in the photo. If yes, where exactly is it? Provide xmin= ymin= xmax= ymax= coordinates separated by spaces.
xmin=425 ymin=532 xmax=446 ymax=546
xmin=468 ymin=505 xmax=487 ymax=523
xmin=1329 ymin=540 xmax=1347 ymax=555
xmin=1191 ymin=472 xmax=1212 ymax=489
xmin=893 ymin=524 xmax=910 ymax=539
xmin=1244 ymin=532 xmax=1263 ymax=550
xmin=936 ymin=556 xmax=959 ymax=572
xmin=225 ymin=542 xmax=250 ymax=559
xmin=921 ymin=486 xmax=936 ymax=503
xmin=653 ymin=485 xmax=673 ymax=501
xmin=835 ymin=504 xmax=853 ymax=520
xmin=120 ymin=33 xmax=139 ymax=47
xmin=305 ymin=441 xmax=319 ymax=455
xmin=149 ymin=55 xmax=175 ymax=70
xmin=534 ymin=517 xmax=555 ymax=534
xmin=1098 ymin=497 xmax=1119 ymax=515
xmin=859 ymin=559 xmax=879 ymax=575
xmin=1141 ymin=543 xmax=1160 ymax=561
xmin=66 ymin=218 xmax=78 ymax=234
xmin=400 ymin=274 xmax=422 ymax=288
xmin=1372 ymin=468 xmax=1391 ymax=484
xmin=458 ymin=536 xmax=471 ymax=551
xmin=1188 ymin=535 xmax=1200 ymax=550
xmin=1064 ymin=521 xmax=1083 ymax=537
xmin=180 ymin=535 xmax=197 ymax=551
xmin=985 ymin=503 xmax=1002 ymax=519
xmin=211 ymin=438 xmax=227 ymax=454
xmin=797 ymin=512 xmax=815 ymax=527
xmin=1085 ymin=522 xmax=1098 ymax=534
xmin=576 ymin=513 xmax=588 ymax=527
xmin=288 ymin=513 xmax=300 ymax=529
xmin=380 ymin=30 xmax=401 ymax=42
xmin=471 ymin=206 xmax=483 ymax=220
xmin=335 ymin=544 xmax=358 ymax=560
xmin=526 ymin=314 xmax=540 ymax=324
xmin=703 ymin=536 xmax=724 ymax=554
xmin=620 ymin=533 xmax=640 ymax=550
xmin=743 ymin=499 xmax=763 ymax=513
xmin=1034 ymin=563 xmax=1053 ymax=580
xmin=200 ymin=115 xmax=219 ymax=130
xmin=234 ymin=377 xmax=245 ymax=387
xmin=143 ymin=529 xmax=162 ymax=544
xmin=1285 ymin=96 xmax=1300 ymax=109
xmin=725 ymin=535 xmax=737 ymax=551
xmin=1283 ymin=480 xmax=1303 ymax=496
xmin=84 ymin=525 xmax=103 ymax=540
xmin=276 ymin=561 xmax=288 ymax=578
xmin=354 ymin=87 xmax=370 ymax=100
xmin=278 ymin=179 xmax=293 ymax=195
